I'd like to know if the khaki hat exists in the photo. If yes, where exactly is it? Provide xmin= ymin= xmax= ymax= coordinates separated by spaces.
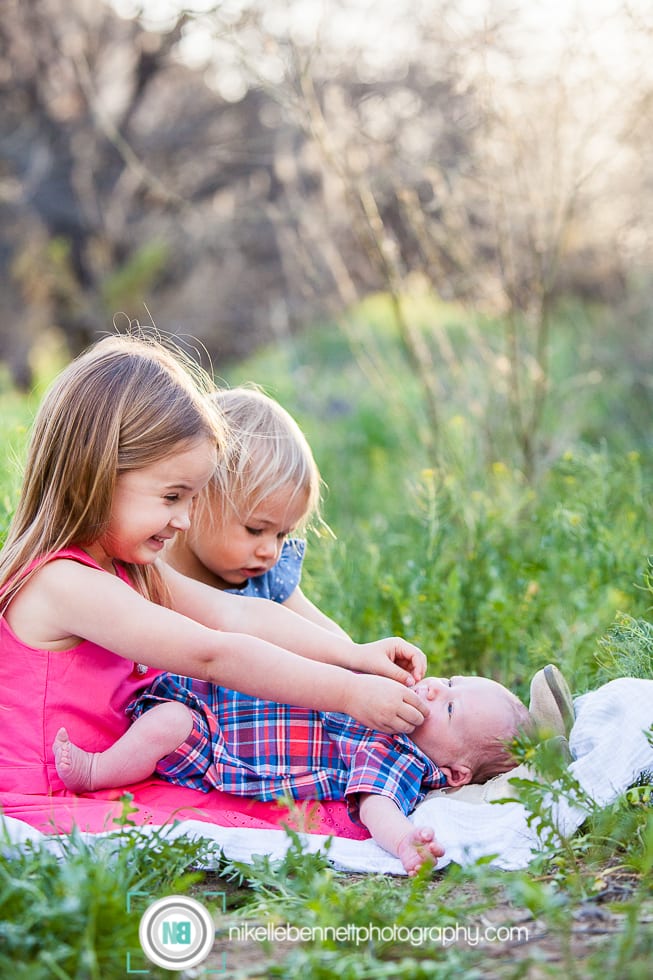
xmin=529 ymin=664 xmax=574 ymax=739
xmin=425 ymin=664 xmax=574 ymax=804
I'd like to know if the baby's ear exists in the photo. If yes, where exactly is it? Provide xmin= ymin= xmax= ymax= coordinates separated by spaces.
xmin=440 ymin=763 xmax=472 ymax=787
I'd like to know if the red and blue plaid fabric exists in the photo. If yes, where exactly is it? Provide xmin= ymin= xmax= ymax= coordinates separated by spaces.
xmin=128 ymin=673 xmax=447 ymax=818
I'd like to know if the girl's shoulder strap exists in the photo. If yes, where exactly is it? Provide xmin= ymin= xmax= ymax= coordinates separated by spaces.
xmin=1 ymin=547 xmax=134 ymax=616
xmin=0 ymin=546 xmax=107 ymax=602
xmin=26 ymin=545 xmax=106 ymax=575
xmin=33 ymin=547 xmax=133 ymax=587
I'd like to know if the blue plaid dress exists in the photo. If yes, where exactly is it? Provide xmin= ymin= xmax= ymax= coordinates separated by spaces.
xmin=128 ymin=675 xmax=447 ymax=820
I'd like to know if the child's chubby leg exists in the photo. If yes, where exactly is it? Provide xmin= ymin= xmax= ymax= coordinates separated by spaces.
xmin=53 ymin=701 xmax=193 ymax=793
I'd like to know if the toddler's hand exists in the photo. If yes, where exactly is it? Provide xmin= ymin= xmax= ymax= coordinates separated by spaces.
xmin=356 ymin=638 xmax=427 ymax=685
xmin=344 ymin=674 xmax=429 ymax=734
xmin=396 ymin=826 xmax=444 ymax=876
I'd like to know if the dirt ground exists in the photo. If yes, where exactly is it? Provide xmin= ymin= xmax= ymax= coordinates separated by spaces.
xmin=192 ymin=868 xmax=652 ymax=978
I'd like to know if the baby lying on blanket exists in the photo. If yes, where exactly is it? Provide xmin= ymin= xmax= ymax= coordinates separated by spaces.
xmin=53 ymin=674 xmax=532 ymax=875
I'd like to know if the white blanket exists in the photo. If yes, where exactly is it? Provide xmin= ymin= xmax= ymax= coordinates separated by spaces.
xmin=2 ymin=679 xmax=652 ymax=874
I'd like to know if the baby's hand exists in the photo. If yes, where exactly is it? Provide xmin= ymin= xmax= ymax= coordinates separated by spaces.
xmin=396 ymin=826 xmax=444 ymax=876
xmin=356 ymin=638 xmax=427 ymax=685
xmin=345 ymin=674 xmax=429 ymax=734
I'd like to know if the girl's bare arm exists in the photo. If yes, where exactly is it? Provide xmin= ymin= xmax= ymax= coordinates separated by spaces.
xmin=283 ymin=586 xmax=351 ymax=639
xmin=162 ymin=562 xmax=426 ymax=682
xmin=10 ymin=559 xmax=427 ymax=734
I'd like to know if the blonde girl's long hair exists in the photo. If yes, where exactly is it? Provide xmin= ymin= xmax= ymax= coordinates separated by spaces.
xmin=206 ymin=385 xmax=321 ymax=530
xmin=0 ymin=333 xmax=224 ymax=608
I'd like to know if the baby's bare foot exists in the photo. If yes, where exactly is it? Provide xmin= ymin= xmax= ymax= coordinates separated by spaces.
xmin=53 ymin=727 xmax=97 ymax=792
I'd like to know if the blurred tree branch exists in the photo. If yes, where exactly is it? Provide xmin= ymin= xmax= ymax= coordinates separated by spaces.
xmin=1 ymin=0 xmax=652 ymax=484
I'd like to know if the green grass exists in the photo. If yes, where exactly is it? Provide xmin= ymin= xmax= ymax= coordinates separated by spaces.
xmin=0 ymin=803 xmax=224 ymax=979
xmin=1 ymin=294 xmax=653 ymax=977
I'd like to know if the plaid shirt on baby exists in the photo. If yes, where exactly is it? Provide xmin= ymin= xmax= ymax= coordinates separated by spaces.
xmin=128 ymin=674 xmax=447 ymax=819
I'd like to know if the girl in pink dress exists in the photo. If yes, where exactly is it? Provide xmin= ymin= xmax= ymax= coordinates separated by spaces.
xmin=0 ymin=333 xmax=428 ymax=800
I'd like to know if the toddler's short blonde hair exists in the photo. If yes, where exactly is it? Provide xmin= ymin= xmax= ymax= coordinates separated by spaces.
xmin=208 ymin=385 xmax=321 ymax=529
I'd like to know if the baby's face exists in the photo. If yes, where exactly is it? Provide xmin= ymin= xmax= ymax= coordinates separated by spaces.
xmin=410 ymin=675 xmax=514 ymax=770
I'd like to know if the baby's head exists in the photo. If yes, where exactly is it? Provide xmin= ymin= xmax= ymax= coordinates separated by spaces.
xmin=410 ymin=676 xmax=533 ymax=787
xmin=201 ymin=385 xmax=321 ymax=530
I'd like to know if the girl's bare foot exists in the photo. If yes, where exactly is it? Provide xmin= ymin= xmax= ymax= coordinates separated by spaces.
xmin=52 ymin=727 xmax=97 ymax=792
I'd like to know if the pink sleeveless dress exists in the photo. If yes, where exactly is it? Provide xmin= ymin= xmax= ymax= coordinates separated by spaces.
xmin=0 ymin=546 xmax=368 ymax=841
xmin=0 ymin=547 xmax=161 ymax=795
